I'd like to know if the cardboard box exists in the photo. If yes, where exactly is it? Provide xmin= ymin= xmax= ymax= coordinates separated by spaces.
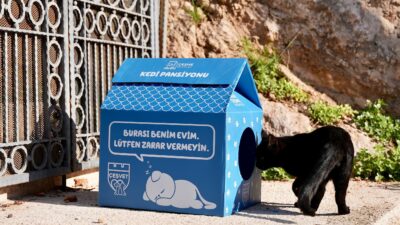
xmin=99 ymin=58 xmax=263 ymax=216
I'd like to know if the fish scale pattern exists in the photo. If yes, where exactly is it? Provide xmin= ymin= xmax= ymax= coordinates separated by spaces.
xmin=101 ymin=84 xmax=234 ymax=113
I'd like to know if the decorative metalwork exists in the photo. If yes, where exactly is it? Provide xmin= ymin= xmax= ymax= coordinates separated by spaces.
xmin=70 ymin=0 xmax=155 ymax=171
xmin=0 ymin=0 xmax=157 ymax=187
xmin=0 ymin=0 xmax=70 ymax=187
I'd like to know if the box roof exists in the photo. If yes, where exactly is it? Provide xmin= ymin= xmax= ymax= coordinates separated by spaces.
xmin=112 ymin=58 xmax=246 ymax=86
xmin=102 ymin=58 xmax=261 ymax=113
xmin=101 ymin=84 xmax=234 ymax=113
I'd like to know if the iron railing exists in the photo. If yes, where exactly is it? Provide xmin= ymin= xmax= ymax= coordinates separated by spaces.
xmin=0 ymin=0 xmax=158 ymax=187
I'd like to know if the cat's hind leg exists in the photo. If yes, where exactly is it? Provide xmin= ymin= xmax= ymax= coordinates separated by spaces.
xmin=297 ymin=145 xmax=339 ymax=216
xmin=295 ymin=181 xmax=329 ymax=215
xmin=332 ymin=155 xmax=353 ymax=215
xmin=190 ymin=200 xmax=204 ymax=209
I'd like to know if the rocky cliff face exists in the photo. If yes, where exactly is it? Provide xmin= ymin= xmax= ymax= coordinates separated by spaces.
xmin=167 ymin=0 xmax=400 ymax=116
xmin=263 ymin=0 xmax=400 ymax=115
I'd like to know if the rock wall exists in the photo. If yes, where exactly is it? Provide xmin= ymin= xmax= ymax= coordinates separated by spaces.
xmin=167 ymin=0 xmax=252 ymax=58
xmin=263 ymin=0 xmax=400 ymax=115
xmin=167 ymin=0 xmax=400 ymax=116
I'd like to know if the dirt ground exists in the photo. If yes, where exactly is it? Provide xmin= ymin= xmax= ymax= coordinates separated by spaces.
xmin=0 ymin=172 xmax=399 ymax=225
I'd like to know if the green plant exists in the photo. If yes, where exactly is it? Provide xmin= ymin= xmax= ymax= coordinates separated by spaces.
xmin=185 ymin=0 xmax=203 ymax=25
xmin=352 ymin=100 xmax=400 ymax=181
xmin=354 ymin=99 xmax=400 ymax=144
xmin=261 ymin=168 xmax=292 ymax=181
xmin=353 ymin=145 xmax=400 ymax=181
xmin=308 ymin=101 xmax=354 ymax=125
xmin=242 ymin=38 xmax=309 ymax=103
xmin=267 ymin=78 xmax=309 ymax=102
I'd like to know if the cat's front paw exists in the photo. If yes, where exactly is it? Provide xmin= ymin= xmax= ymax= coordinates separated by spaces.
xmin=156 ymin=198 xmax=170 ymax=206
xmin=338 ymin=206 xmax=350 ymax=215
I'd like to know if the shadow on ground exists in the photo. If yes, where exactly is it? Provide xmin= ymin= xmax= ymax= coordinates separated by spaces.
xmin=235 ymin=201 xmax=300 ymax=224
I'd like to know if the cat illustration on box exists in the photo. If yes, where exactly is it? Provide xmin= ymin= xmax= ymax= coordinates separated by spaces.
xmin=143 ymin=171 xmax=217 ymax=210
xmin=256 ymin=126 xmax=354 ymax=216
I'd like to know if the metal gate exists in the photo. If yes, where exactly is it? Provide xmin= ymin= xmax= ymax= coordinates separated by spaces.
xmin=0 ymin=0 xmax=158 ymax=187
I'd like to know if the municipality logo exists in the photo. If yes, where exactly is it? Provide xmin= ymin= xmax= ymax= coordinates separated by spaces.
xmin=108 ymin=162 xmax=130 ymax=196
xmin=164 ymin=61 xmax=194 ymax=70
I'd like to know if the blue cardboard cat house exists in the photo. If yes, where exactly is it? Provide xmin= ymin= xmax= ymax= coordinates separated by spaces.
xmin=99 ymin=58 xmax=263 ymax=216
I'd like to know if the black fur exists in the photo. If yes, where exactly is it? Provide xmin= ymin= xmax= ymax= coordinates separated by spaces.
xmin=256 ymin=126 xmax=354 ymax=216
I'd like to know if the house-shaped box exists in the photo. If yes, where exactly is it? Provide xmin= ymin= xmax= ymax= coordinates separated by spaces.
xmin=99 ymin=58 xmax=263 ymax=216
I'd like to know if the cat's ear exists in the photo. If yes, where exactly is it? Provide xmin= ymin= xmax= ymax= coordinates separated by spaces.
xmin=261 ymin=129 xmax=268 ymax=138
xmin=151 ymin=171 xmax=162 ymax=182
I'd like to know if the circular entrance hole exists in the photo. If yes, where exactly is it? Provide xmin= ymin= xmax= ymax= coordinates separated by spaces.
xmin=238 ymin=128 xmax=256 ymax=180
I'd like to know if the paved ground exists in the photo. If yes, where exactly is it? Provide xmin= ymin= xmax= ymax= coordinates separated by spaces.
xmin=1 ymin=172 xmax=400 ymax=225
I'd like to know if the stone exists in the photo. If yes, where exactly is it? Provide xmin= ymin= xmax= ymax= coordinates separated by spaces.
xmin=339 ymin=124 xmax=376 ymax=154
xmin=183 ymin=1 xmax=194 ymax=11
xmin=263 ymin=19 xmax=280 ymax=42
xmin=197 ymin=0 xmax=210 ymax=8
xmin=260 ymin=94 xmax=313 ymax=136
xmin=63 ymin=195 xmax=78 ymax=203
xmin=259 ymin=94 xmax=376 ymax=154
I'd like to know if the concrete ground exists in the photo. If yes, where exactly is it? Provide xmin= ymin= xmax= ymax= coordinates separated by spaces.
xmin=1 ymin=172 xmax=399 ymax=225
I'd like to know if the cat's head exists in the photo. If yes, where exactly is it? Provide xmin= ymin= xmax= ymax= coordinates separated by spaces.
xmin=256 ymin=130 xmax=281 ymax=169
xmin=145 ymin=171 xmax=175 ymax=202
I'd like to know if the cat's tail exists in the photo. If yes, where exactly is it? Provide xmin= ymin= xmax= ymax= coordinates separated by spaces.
xmin=195 ymin=187 xmax=217 ymax=209
xmin=297 ymin=144 xmax=340 ymax=214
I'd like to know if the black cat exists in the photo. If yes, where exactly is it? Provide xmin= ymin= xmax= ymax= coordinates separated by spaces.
xmin=256 ymin=126 xmax=354 ymax=216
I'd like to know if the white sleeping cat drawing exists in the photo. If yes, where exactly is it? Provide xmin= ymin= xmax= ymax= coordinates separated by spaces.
xmin=143 ymin=170 xmax=216 ymax=210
